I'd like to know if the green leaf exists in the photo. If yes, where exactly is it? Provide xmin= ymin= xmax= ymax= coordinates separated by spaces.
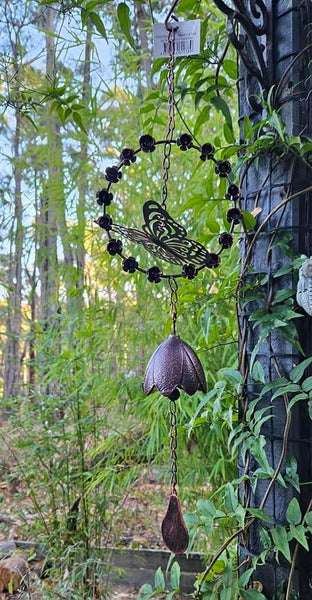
xmin=89 ymin=12 xmax=107 ymax=40
xmin=194 ymin=105 xmax=210 ymax=137
xmin=289 ymin=357 xmax=312 ymax=383
xmin=286 ymin=498 xmax=302 ymax=525
xmin=222 ymin=59 xmax=237 ymax=79
xmin=305 ymin=511 xmax=312 ymax=526
xmin=259 ymin=377 xmax=289 ymax=397
xmin=251 ymin=360 xmax=265 ymax=384
xmin=81 ymin=7 xmax=89 ymax=28
xmin=289 ymin=524 xmax=309 ymax=550
xmin=285 ymin=454 xmax=300 ymax=492
xmin=87 ymin=0 xmax=113 ymax=8
xmin=155 ymin=567 xmax=165 ymax=591
xmin=221 ymin=588 xmax=232 ymax=600
xmin=138 ymin=583 xmax=154 ymax=600
xmin=272 ymin=289 xmax=295 ymax=304
xmin=223 ymin=122 xmax=235 ymax=144
xmin=224 ymin=483 xmax=238 ymax=513
xmin=243 ymin=116 xmax=253 ymax=139
xmin=239 ymin=590 xmax=267 ymax=600
xmin=287 ymin=393 xmax=308 ymax=412
xmin=271 ymin=383 xmax=301 ymax=401
xmin=197 ymin=499 xmax=215 ymax=518
xmin=117 ymin=3 xmax=136 ymax=50
xmin=271 ymin=526 xmax=291 ymax=562
xmin=176 ymin=0 xmax=197 ymax=10
xmin=72 ymin=111 xmax=87 ymax=134
xmin=238 ymin=568 xmax=254 ymax=587
xmin=302 ymin=376 xmax=312 ymax=392
xmin=247 ymin=508 xmax=274 ymax=524
xmin=170 ymin=561 xmax=180 ymax=591
xmin=242 ymin=210 xmax=257 ymax=231
xmin=211 ymin=95 xmax=233 ymax=131
xmin=267 ymin=110 xmax=285 ymax=141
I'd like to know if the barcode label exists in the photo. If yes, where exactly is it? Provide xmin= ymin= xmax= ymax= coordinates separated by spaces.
xmin=153 ymin=20 xmax=200 ymax=59
xmin=163 ymin=39 xmax=194 ymax=55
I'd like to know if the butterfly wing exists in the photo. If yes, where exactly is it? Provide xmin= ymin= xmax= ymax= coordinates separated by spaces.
xmin=142 ymin=201 xmax=208 ymax=267
xmin=111 ymin=223 xmax=182 ymax=265
xmin=112 ymin=201 xmax=209 ymax=268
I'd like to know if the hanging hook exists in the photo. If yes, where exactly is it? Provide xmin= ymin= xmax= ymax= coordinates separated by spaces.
xmin=164 ymin=0 xmax=180 ymax=31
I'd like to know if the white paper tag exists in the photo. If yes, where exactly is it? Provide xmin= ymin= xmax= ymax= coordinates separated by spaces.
xmin=153 ymin=20 xmax=200 ymax=59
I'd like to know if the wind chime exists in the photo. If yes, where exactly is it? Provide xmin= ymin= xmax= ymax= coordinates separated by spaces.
xmin=95 ymin=12 xmax=241 ymax=555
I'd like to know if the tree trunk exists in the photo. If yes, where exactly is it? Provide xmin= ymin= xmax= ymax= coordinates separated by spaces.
xmin=76 ymin=24 xmax=92 ymax=304
xmin=39 ymin=6 xmax=59 ymax=325
xmin=135 ymin=2 xmax=151 ymax=87
xmin=3 ymin=92 xmax=23 ymax=400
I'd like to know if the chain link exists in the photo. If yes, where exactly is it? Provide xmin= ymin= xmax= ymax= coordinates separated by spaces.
xmin=169 ymin=276 xmax=178 ymax=334
xmin=162 ymin=27 xmax=176 ymax=210
xmin=169 ymin=398 xmax=178 ymax=495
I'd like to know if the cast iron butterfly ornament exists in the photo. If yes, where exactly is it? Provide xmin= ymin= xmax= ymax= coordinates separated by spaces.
xmin=95 ymin=16 xmax=241 ymax=555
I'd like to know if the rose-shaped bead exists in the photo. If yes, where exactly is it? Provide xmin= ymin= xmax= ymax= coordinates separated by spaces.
xmin=226 ymin=183 xmax=240 ymax=200
xmin=227 ymin=207 xmax=242 ymax=224
xmin=182 ymin=264 xmax=198 ymax=280
xmin=122 ymin=256 xmax=138 ymax=273
xmin=96 ymin=214 xmax=113 ymax=231
xmin=107 ymin=239 xmax=122 ymax=256
xmin=147 ymin=266 xmax=162 ymax=283
xmin=206 ymin=253 xmax=221 ymax=268
xmin=120 ymin=148 xmax=136 ymax=166
xmin=218 ymin=232 xmax=233 ymax=249
xmin=143 ymin=335 xmax=207 ymax=398
xmin=96 ymin=189 xmax=113 ymax=206
xmin=200 ymin=142 xmax=215 ymax=161
xmin=177 ymin=133 xmax=193 ymax=151
xmin=215 ymin=160 xmax=232 ymax=177
xmin=105 ymin=166 xmax=122 ymax=183
xmin=139 ymin=134 xmax=156 ymax=153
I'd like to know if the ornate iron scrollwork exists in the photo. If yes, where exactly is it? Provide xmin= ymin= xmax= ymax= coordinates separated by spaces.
xmin=213 ymin=0 xmax=271 ymax=111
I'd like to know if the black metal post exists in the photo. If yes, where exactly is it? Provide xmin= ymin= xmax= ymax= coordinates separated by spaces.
xmin=213 ymin=1 xmax=312 ymax=596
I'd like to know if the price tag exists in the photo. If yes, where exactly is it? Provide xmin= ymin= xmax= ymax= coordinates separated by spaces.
xmin=153 ymin=20 xmax=201 ymax=59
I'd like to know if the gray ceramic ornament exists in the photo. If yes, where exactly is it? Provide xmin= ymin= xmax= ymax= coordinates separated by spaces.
xmin=296 ymin=257 xmax=312 ymax=315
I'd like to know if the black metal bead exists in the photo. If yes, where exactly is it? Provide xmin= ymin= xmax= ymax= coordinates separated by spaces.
xmin=182 ymin=264 xmax=198 ymax=279
xmin=120 ymin=148 xmax=136 ymax=166
xmin=139 ymin=134 xmax=156 ymax=153
xmin=96 ymin=214 xmax=113 ymax=231
xmin=177 ymin=133 xmax=193 ymax=151
xmin=147 ymin=266 xmax=162 ymax=283
xmin=215 ymin=160 xmax=232 ymax=177
xmin=200 ymin=143 xmax=215 ymax=161
xmin=206 ymin=253 xmax=221 ymax=268
xmin=105 ymin=166 xmax=122 ymax=183
xmin=226 ymin=183 xmax=240 ymax=199
xmin=122 ymin=256 xmax=138 ymax=273
xmin=107 ymin=239 xmax=122 ymax=256
xmin=227 ymin=207 xmax=242 ymax=224
xmin=96 ymin=189 xmax=113 ymax=206
xmin=218 ymin=232 xmax=233 ymax=249
xmin=168 ymin=389 xmax=180 ymax=401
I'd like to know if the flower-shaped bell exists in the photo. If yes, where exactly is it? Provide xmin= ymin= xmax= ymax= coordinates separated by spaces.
xmin=143 ymin=335 xmax=207 ymax=398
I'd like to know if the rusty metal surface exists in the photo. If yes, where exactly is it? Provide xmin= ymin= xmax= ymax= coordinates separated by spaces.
xmin=143 ymin=334 xmax=207 ymax=398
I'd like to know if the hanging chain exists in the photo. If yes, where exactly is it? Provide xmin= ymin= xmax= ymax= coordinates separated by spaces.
xmin=169 ymin=276 xmax=178 ymax=334
xmin=169 ymin=398 xmax=178 ymax=495
xmin=161 ymin=26 xmax=177 ymax=210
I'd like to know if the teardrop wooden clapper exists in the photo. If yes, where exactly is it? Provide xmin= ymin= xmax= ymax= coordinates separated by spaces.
xmin=95 ymin=14 xmax=241 ymax=554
